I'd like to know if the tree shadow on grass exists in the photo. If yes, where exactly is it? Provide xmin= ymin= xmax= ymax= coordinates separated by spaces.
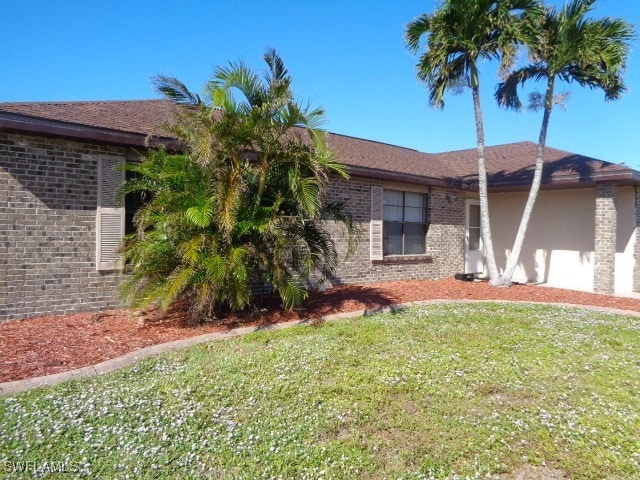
xmin=303 ymin=284 xmax=402 ymax=317
xmin=220 ymin=284 xmax=401 ymax=330
xmin=138 ymin=285 xmax=400 ymax=331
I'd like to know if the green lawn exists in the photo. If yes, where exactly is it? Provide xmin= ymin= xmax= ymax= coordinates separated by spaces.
xmin=1 ymin=303 xmax=639 ymax=479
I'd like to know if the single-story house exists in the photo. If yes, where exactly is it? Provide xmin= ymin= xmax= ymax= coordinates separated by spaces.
xmin=1 ymin=99 xmax=638 ymax=321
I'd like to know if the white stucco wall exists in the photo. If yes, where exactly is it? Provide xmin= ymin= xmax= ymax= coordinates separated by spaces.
xmin=487 ymin=187 xmax=636 ymax=293
xmin=489 ymin=189 xmax=595 ymax=291
xmin=614 ymin=187 xmax=635 ymax=294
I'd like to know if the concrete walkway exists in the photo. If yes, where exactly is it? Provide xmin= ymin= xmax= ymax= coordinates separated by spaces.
xmin=2 ymin=300 xmax=639 ymax=397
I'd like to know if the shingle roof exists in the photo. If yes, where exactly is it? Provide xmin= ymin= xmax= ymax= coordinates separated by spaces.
xmin=1 ymin=99 xmax=637 ymax=188
xmin=0 ymin=99 xmax=177 ymax=136
xmin=432 ymin=141 xmax=634 ymax=188
xmin=326 ymin=133 xmax=457 ymax=184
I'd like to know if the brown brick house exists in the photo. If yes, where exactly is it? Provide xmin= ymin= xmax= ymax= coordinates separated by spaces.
xmin=1 ymin=100 xmax=639 ymax=321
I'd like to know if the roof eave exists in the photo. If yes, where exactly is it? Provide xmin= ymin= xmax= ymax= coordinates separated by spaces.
xmin=0 ymin=114 xmax=178 ymax=149
xmin=346 ymin=165 xmax=464 ymax=189
xmin=459 ymin=171 xmax=640 ymax=192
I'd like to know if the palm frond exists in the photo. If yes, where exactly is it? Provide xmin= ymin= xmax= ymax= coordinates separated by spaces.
xmin=405 ymin=13 xmax=432 ymax=52
xmin=321 ymin=201 xmax=362 ymax=258
xmin=209 ymin=61 xmax=266 ymax=108
xmin=277 ymin=277 xmax=308 ymax=311
xmin=152 ymin=75 xmax=202 ymax=106
xmin=263 ymin=48 xmax=290 ymax=86
xmin=297 ymin=177 xmax=321 ymax=216
xmin=496 ymin=64 xmax=547 ymax=110
xmin=201 ymin=254 xmax=225 ymax=284
xmin=185 ymin=199 xmax=214 ymax=228
xmin=160 ymin=266 xmax=195 ymax=311
xmin=179 ymin=235 xmax=206 ymax=264
xmin=207 ymin=82 xmax=238 ymax=113
xmin=317 ymin=154 xmax=350 ymax=180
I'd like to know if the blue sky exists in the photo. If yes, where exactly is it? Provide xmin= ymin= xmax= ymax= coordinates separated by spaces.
xmin=1 ymin=1 xmax=639 ymax=169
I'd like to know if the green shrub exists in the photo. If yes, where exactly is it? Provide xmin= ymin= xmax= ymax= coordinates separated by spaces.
xmin=119 ymin=49 xmax=359 ymax=319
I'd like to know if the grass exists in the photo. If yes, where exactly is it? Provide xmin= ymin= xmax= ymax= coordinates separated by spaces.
xmin=1 ymin=303 xmax=639 ymax=479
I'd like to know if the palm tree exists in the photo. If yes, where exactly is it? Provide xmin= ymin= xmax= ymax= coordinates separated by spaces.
xmin=496 ymin=0 xmax=633 ymax=285
xmin=406 ymin=0 xmax=540 ymax=286
xmin=120 ymin=49 xmax=359 ymax=320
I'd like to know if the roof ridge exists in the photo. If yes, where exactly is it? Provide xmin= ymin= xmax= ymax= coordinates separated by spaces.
xmin=327 ymin=131 xmax=429 ymax=155
xmin=433 ymin=141 xmax=539 ymax=157
xmin=0 ymin=99 xmax=170 ymax=107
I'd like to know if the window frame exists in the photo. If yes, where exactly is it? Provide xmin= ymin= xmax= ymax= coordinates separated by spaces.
xmin=382 ymin=189 xmax=428 ymax=256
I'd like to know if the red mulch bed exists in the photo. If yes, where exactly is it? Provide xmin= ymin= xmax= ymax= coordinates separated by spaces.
xmin=2 ymin=277 xmax=639 ymax=383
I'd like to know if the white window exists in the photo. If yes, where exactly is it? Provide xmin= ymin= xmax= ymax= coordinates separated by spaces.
xmin=96 ymin=155 xmax=125 ymax=271
xmin=383 ymin=189 xmax=428 ymax=255
xmin=369 ymin=186 xmax=428 ymax=260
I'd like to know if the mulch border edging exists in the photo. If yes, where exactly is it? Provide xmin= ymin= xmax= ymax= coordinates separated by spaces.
xmin=2 ymin=300 xmax=638 ymax=397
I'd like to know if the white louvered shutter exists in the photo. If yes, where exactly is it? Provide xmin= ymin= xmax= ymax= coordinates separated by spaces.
xmin=96 ymin=155 xmax=125 ymax=271
xmin=370 ymin=185 xmax=384 ymax=261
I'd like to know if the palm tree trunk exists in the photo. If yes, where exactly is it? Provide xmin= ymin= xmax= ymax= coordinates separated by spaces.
xmin=471 ymin=86 xmax=500 ymax=284
xmin=257 ymin=167 xmax=267 ymax=203
xmin=256 ymin=150 xmax=270 ymax=205
xmin=502 ymin=77 xmax=555 ymax=283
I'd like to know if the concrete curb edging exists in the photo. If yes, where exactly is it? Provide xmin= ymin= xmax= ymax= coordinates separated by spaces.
xmin=0 ymin=317 xmax=308 ymax=397
xmin=1 ymin=299 xmax=638 ymax=396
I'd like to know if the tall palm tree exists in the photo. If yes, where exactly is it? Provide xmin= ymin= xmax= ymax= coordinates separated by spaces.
xmin=121 ymin=49 xmax=359 ymax=319
xmin=496 ymin=0 xmax=633 ymax=284
xmin=406 ymin=0 xmax=540 ymax=286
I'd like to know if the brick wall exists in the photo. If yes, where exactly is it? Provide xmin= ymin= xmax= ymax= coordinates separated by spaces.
xmin=0 ymin=132 xmax=125 ymax=321
xmin=594 ymin=183 xmax=617 ymax=294
xmin=323 ymin=176 xmax=466 ymax=286
xmin=1 ymin=133 xmax=468 ymax=321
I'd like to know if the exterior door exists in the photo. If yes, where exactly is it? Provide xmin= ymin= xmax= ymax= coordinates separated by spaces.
xmin=465 ymin=200 xmax=484 ymax=274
